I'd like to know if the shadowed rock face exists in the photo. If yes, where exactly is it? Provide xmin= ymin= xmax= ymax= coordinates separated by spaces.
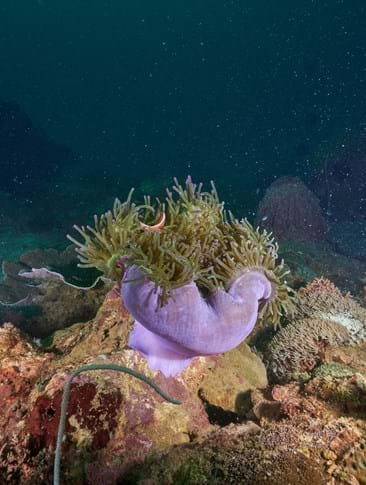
xmin=0 ymin=98 xmax=73 ymax=196
xmin=312 ymin=134 xmax=366 ymax=221
xmin=256 ymin=177 xmax=326 ymax=243
xmin=326 ymin=151 xmax=366 ymax=220
xmin=0 ymin=247 xmax=105 ymax=337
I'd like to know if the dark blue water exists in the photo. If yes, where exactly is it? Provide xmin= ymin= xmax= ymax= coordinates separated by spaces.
xmin=1 ymin=0 xmax=366 ymax=260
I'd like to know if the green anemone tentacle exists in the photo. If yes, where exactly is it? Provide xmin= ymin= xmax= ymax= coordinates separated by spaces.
xmin=68 ymin=177 xmax=296 ymax=325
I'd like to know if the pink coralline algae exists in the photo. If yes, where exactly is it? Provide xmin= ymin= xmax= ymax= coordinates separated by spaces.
xmin=27 ymin=381 xmax=122 ymax=452
xmin=256 ymin=177 xmax=326 ymax=242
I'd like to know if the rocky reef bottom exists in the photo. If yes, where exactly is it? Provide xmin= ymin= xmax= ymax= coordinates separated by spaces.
xmin=0 ymin=243 xmax=365 ymax=484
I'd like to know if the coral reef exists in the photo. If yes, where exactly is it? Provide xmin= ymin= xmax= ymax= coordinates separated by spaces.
xmin=0 ymin=271 xmax=365 ymax=484
xmin=123 ymin=416 xmax=364 ymax=485
xmin=1 ymin=178 xmax=365 ymax=484
xmin=305 ymin=363 xmax=366 ymax=416
xmin=0 ymin=290 xmax=268 ymax=484
xmin=296 ymin=278 xmax=366 ymax=344
xmin=265 ymin=318 xmax=350 ymax=383
xmin=264 ymin=278 xmax=366 ymax=383
xmin=256 ymin=176 xmax=326 ymax=242
xmin=324 ymin=343 xmax=366 ymax=378
xmin=0 ymin=247 xmax=106 ymax=337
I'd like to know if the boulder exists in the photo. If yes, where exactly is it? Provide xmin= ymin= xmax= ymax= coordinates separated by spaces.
xmin=0 ymin=289 xmax=268 ymax=484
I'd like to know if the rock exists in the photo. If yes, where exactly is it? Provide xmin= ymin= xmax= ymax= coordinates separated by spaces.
xmin=256 ymin=177 xmax=326 ymax=243
xmin=279 ymin=240 xmax=366 ymax=296
xmin=0 ymin=290 xmax=269 ymax=484
xmin=198 ymin=342 xmax=268 ymax=417
xmin=0 ymin=323 xmax=53 ymax=482
xmin=18 ymin=247 xmax=76 ymax=269
xmin=20 ymin=282 xmax=106 ymax=337
xmin=123 ymin=415 xmax=363 ymax=485
xmin=0 ymin=247 xmax=106 ymax=337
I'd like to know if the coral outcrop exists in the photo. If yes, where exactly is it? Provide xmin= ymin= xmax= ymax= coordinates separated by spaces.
xmin=265 ymin=318 xmax=350 ymax=383
xmin=296 ymin=278 xmax=366 ymax=344
xmin=265 ymin=278 xmax=366 ymax=383
xmin=0 ymin=289 xmax=268 ymax=484
xmin=123 ymin=416 xmax=364 ymax=485
xmin=0 ymin=247 xmax=105 ymax=337
xmin=327 ymin=219 xmax=366 ymax=262
xmin=279 ymin=240 xmax=366 ymax=296
xmin=256 ymin=177 xmax=326 ymax=242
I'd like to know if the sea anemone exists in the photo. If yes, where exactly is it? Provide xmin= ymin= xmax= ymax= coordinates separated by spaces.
xmin=69 ymin=177 xmax=295 ymax=321
xmin=68 ymin=177 xmax=296 ymax=375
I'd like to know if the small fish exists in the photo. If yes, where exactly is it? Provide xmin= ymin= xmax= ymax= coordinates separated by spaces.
xmin=140 ymin=212 xmax=166 ymax=232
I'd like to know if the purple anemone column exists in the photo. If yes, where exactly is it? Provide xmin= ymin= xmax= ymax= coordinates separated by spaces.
xmin=122 ymin=265 xmax=274 ymax=376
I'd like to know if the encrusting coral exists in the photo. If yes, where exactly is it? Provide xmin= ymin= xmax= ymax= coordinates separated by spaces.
xmin=68 ymin=176 xmax=296 ymax=326
xmin=122 ymin=417 xmax=364 ymax=485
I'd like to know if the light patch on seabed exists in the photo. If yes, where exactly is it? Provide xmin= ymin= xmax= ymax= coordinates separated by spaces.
xmin=319 ymin=311 xmax=365 ymax=343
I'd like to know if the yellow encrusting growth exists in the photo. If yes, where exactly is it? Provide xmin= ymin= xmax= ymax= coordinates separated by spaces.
xmin=68 ymin=177 xmax=296 ymax=326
